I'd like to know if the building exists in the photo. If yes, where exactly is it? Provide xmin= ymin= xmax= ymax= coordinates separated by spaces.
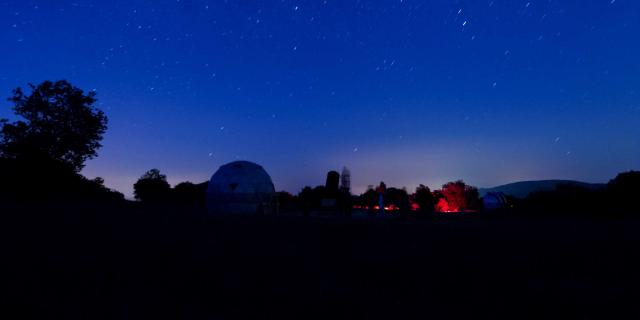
xmin=206 ymin=161 xmax=276 ymax=215
xmin=340 ymin=166 xmax=351 ymax=193
xmin=483 ymin=192 xmax=508 ymax=210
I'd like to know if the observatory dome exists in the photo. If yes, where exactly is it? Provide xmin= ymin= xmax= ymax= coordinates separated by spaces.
xmin=483 ymin=192 xmax=508 ymax=210
xmin=206 ymin=161 xmax=276 ymax=215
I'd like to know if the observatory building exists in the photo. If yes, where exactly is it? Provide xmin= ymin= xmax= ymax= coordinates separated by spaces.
xmin=206 ymin=161 xmax=276 ymax=215
xmin=483 ymin=192 xmax=508 ymax=210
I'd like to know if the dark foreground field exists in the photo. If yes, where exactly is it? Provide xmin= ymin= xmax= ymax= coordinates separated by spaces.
xmin=4 ymin=201 xmax=640 ymax=319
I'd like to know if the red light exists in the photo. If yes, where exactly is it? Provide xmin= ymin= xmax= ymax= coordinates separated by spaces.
xmin=436 ymin=198 xmax=452 ymax=213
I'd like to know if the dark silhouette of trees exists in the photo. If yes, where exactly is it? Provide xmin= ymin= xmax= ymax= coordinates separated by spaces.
xmin=440 ymin=181 xmax=465 ymax=211
xmin=276 ymin=191 xmax=296 ymax=212
xmin=336 ymin=188 xmax=353 ymax=216
xmin=354 ymin=187 xmax=378 ymax=212
xmin=297 ymin=186 xmax=314 ymax=214
xmin=173 ymin=181 xmax=207 ymax=206
xmin=433 ymin=190 xmax=447 ymax=212
xmin=83 ymin=176 xmax=125 ymax=201
xmin=295 ymin=184 xmax=352 ymax=215
xmin=0 ymin=80 xmax=107 ymax=172
xmin=296 ymin=185 xmax=328 ymax=212
xmin=0 ymin=157 xmax=123 ymax=201
xmin=134 ymin=169 xmax=171 ymax=203
xmin=509 ymin=173 xmax=637 ymax=216
xmin=438 ymin=180 xmax=480 ymax=212
xmin=414 ymin=184 xmax=435 ymax=213
xmin=354 ymin=184 xmax=410 ymax=213
xmin=523 ymin=183 xmax=602 ymax=215
xmin=0 ymin=81 xmax=121 ymax=202
xmin=385 ymin=187 xmax=411 ymax=213
xmin=607 ymin=171 xmax=640 ymax=212
xmin=311 ymin=185 xmax=328 ymax=209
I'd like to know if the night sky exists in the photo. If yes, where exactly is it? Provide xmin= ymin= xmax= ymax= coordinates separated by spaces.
xmin=1 ymin=1 xmax=639 ymax=197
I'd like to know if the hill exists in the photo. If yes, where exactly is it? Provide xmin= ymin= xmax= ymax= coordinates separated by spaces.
xmin=479 ymin=180 xmax=605 ymax=198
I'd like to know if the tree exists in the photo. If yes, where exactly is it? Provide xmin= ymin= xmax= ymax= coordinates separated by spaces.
xmin=414 ymin=184 xmax=435 ymax=213
xmin=173 ymin=181 xmax=207 ymax=205
xmin=298 ymin=186 xmax=315 ymax=214
xmin=607 ymin=171 xmax=640 ymax=211
xmin=438 ymin=180 xmax=480 ymax=212
xmin=525 ymin=184 xmax=595 ymax=214
xmin=276 ymin=191 xmax=296 ymax=212
xmin=134 ymin=169 xmax=171 ymax=202
xmin=0 ymin=80 xmax=108 ymax=171
xmin=357 ymin=188 xmax=378 ymax=212
xmin=386 ymin=187 xmax=411 ymax=212
xmin=0 ymin=157 xmax=123 ymax=201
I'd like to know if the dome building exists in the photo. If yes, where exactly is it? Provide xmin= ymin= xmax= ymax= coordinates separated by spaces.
xmin=206 ymin=161 xmax=276 ymax=215
xmin=483 ymin=192 xmax=508 ymax=210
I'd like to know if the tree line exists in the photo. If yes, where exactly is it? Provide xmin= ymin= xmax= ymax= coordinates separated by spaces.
xmin=1 ymin=80 xmax=638 ymax=216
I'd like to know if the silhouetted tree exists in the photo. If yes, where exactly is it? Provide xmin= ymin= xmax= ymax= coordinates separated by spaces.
xmin=173 ymin=181 xmax=207 ymax=206
xmin=386 ymin=187 xmax=411 ymax=213
xmin=312 ymin=185 xmax=327 ymax=207
xmin=134 ymin=169 xmax=171 ymax=203
xmin=337 ymin=188 xmax=353 ymax=216
xmin=438 ymin=180 xmax=480 ymax=212
xmin=355 ymin=187 xmax=378 ymax=212
xmin=414 ymin=184 xmax=435 ymax=213
xmin=525 ymin=183 xmax=597 ymax=214
xmin=0 ymin=80 xmax=119 ymax=202
xmin=439 ymin=181 xmax=465 ymax=211
xmin=85 ymin=176 xmax=125 ymax=201
xmin=276 ymin=191 xmax=296 ymax=213
xmin=607 ymin=171 xmax=640 ymax=212
xmin=467 ymin=185 xmax=481 ymax=210
xmin=0 ymin=157 xmax=123 ymax=201
xmin=0 ymin=80 xmax=107 ymax=171
xmin=298 ymin=186 xmax=314 ymax=215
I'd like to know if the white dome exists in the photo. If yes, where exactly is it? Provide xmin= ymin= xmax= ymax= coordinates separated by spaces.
xmin=206 ymin=161 xmax=276 ymax=215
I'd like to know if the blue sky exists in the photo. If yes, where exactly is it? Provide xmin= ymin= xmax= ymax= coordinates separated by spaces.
xmin=1 ymin=0 xmax=639 ymax=197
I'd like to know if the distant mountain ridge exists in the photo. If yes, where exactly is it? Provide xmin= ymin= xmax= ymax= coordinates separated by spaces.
xmin=479 ymin=180 xmax=606 ymax=199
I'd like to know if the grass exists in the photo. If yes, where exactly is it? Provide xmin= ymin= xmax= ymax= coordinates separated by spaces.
xmin=4 ymin=200 xmax=640 ymax=319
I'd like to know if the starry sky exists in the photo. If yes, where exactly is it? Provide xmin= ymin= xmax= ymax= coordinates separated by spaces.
xmin=1 ymin=1 xmax=639 ymax=197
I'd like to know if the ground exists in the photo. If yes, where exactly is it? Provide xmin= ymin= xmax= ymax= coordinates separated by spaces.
xmin=3 ymin=201 xmax=640 ymax=319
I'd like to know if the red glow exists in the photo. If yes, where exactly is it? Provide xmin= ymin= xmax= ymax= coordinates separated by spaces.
xmin=355 ymin=197 xmax=472 ymax=214
xmin=435 ymin=198 xmax=452 ymax=213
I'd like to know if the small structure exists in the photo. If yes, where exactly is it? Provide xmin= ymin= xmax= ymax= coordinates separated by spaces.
xmin=206 ymin=161 xmax=276 ymax=215
xmin=326 ymin=171 xmax=340 ymax=194
xmin=316 ymin=169 xmax=352 ymax=215
xmin=321 ymin=171 xmax=340 ymax=208
xmin=340 ymin=166 xmax=351 ymax=193
xmin=483 ymin=192 xmax=508 ymax=210
xmin=376 ymin=181 xmax=387 ymax=214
